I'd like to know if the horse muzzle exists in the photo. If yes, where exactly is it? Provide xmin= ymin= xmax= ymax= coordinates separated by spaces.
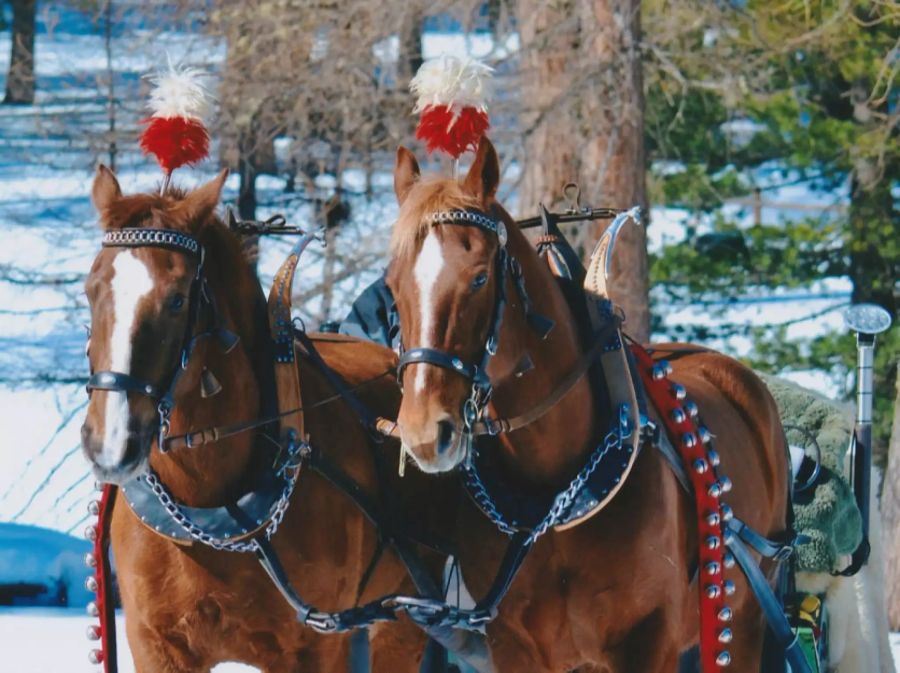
xmin=81 ymin=418 xmax=153 ymax=484
xmin=399 ymin=416 xmax=468 ymax=474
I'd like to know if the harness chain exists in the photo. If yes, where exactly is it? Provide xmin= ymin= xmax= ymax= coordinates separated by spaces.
xmin=140 ymin=436 xmax=305 ymax=553
xmin=461 ymin=406 xmax=632 ymax=542
xmin=631 ymin=344 xmax=734 ymax=670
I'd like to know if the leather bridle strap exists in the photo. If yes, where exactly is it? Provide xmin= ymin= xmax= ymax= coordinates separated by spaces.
xmin=86 ymin=372 xmax=162 ymax=399
xmin=379 ymin=321 xmax=621 ymax=440
xmin=85 ymin=228 xmax=206 ymax=452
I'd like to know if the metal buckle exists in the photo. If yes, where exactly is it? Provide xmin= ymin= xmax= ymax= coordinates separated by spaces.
xmin=157 ymin=401 xmax=172 ymax=453
xmin=463 ymin=398 xmax=479 ymax=431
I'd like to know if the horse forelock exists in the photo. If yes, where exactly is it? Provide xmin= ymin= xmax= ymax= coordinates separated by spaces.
xmin=389 ymin=177 xmax=479 ymax=262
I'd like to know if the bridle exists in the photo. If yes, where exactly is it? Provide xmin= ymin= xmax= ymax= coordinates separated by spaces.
xmin=85 ymin=228 xmax=236 ymax=452
xmin=396 ymin=209 xmax=552 ymax=436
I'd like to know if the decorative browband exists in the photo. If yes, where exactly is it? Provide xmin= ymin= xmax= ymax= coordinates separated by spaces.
xmin=102 ymin=228 xmax=201 ymax=256
xmin=426 ymin=210 xmax=508 ymax=246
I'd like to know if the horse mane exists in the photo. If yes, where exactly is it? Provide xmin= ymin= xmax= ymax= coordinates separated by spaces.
xmin=390 ymin=176 xmax=479 ymax=260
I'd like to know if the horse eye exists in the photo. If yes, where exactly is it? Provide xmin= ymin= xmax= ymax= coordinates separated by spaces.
xmin=169 ymin=294 xmax=186 ymax=312
xmin=471 ymin=272 xmax=488 ymax=291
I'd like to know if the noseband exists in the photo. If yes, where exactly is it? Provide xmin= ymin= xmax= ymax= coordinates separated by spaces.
xmin=86 ymin=228 xmax=221 ymax=452
xmin=396 ymin=210 xmax=551 ymax=433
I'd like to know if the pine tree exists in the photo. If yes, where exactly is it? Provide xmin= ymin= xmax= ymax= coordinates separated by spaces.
xmin=645 ymin=0 xmax=898 ymax=457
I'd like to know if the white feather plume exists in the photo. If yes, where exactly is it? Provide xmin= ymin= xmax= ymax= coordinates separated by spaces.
xmin=146 ymin=62 xmax=213 ymax=120
xmin=410 ymin=55 xmax=493 ymax=114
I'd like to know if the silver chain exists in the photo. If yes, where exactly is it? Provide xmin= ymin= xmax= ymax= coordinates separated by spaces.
xmin=527 ymin=425 xmax=625 ymax=543
xmin=142 ymin=439 xmax=306 ymax=553
xmin=102 ymin=228 xmax=200 ymax=255
xmin=462 ymin=414 xmax=632 ymax=542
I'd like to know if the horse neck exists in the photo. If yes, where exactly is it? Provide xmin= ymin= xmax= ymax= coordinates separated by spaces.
xmin=150 ymin=234 xmax=274 ymax=507
xmin=487 ymin=213 xmax=598 ymax=486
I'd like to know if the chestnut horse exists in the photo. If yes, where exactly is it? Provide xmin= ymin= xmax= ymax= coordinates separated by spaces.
xmin=80 ymin=167 xmax=441 ymax=673
xmin=384 ymin=138 xmax=790 ymax=672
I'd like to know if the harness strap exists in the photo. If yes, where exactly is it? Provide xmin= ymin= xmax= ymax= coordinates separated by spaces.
xmin=724 ymin=519 xmax=812 ymax=673
xmin=87 ymin=372 xmax=161 ymax=398
xmin=728 ymin=517 xmax=797 ymax=562
xmin=378 ymin=321 xmax=621 ymax=441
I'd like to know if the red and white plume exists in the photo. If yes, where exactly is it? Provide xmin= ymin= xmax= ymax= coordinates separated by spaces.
xmin=139 ymin=64 xmax=212 ymax=176
xmin=410 ymin=55 xmax=493 ymax=159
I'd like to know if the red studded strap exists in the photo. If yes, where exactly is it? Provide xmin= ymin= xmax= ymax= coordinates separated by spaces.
xmin=631 ymin=344 xmax=734 ymax=670
xmin=85 ymin=484 xmax=118 ymax=672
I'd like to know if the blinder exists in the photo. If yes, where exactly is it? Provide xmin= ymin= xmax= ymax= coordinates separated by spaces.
xmin=85 ymin=227 xmax=221 ymax=452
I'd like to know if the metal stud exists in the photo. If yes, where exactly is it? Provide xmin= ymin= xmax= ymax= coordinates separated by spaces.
xmin=718 ymin=607 xmax=733 ymax=622
xmin=708 ymin=483 xmax=722 ymax=498
xmin=693 ymin=459 xmax=709 ymax=474
xmin=705 ymin=561 xmax=721 ymax=576
xmin=723 ymin=551 xmax=736 ymax=569
xmin=718 ymin=628 xmax=733 ymax=644
xmin=705 ymin=584 xmax=722 ymax=599
xmin=87 ymin=500 xmax=100 ymax=516
xmin=85 ymin=576 xmax=98 ymax=593
xmin=724 ymin=580 xmax=736 ymax=596
xmin=721 ymin=504 xmax=734 ymax=522
xmin=94 ymin=481 xmax=104 ymax=492
xmin=685 ymin=400 xmax=699 ymax=418
xmin=706 ymin=536 xmax=721 ymax=550
xmin=716 ymin=651 xmax=732 ymax=667
xmin=88 ymin=650 xmax=104 ymax=665
xmin=84 ymin=552 xmax=96 ymax=568
xmin=87 ymin=601 xmax=99 ymax=617
xmin=672 ymin=383 xmax=687 ymax=400
xmin=708 ymin=449 xmax=721 ymax=467
xmin=84 ymin=525 xmax=97 ymax=542
xmin=720 ymin=476 xmax=733 ymax=493
xmin=706 ymin=512 xmax=721 ymax=527
xmin=698 ymin=426 xmax=712 ymax=443
xmin=682 ymin=433 xmax=697 ymax=448
xmin=87 ymin=625 xmax=101 ymax=641
xmin=671 ymin=408 xmax=686 ymax=424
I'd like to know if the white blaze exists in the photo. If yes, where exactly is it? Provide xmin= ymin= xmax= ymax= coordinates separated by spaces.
xmin=413 ymin=230 xmax=445 ymax=393
xmin=98 ymin=251 xmax=154 ymax=468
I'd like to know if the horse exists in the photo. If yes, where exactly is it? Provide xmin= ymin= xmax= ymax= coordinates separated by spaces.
xmin=383 ymin=137 xmax=791 ymax=672
xmin=80 ymin=166 xmax=442 ymax=673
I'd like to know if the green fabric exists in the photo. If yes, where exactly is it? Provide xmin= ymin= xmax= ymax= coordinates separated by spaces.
xmin=760 ymin=374 xmax=863 ymax=573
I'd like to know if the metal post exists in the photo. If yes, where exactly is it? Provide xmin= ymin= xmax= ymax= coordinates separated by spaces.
xmin=843 ymin=303 xmax=892 ymax=574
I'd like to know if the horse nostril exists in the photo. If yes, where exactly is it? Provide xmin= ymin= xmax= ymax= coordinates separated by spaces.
xmin=436 ymin=420 xmax=455 ymax=455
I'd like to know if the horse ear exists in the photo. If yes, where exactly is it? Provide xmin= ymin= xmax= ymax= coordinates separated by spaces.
xmin=394 ymin=146 xmax=420 ymax=205
xmin=91 ymin=164 xmax=122 ymax=221
xmin=463 ymin=137 xmax=500 ymax=202
xmin=177 ymin=169 xmax=229 ymax=227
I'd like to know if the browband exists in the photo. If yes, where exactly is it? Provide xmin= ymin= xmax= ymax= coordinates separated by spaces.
xmin=102 ymin=228 xmax=201 ymax=257
xmin=426 ymin=210 xmax=508 ymax=247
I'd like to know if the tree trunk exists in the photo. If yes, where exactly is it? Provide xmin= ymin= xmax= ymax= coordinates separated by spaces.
xmin=4 ymin=0 xmax=37 ymax=105
xmin=880 ymin=374 xmax=900 ymax=628
xmin=518 ymin=0 xmax=650 ymax=341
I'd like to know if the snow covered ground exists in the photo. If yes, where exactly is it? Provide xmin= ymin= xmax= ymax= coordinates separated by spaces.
xmin=0 ymin=608 xmax=258 ymax=673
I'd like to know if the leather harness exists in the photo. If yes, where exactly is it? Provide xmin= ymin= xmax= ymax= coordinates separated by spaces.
xmin=86 ymin=211 xmax=810 ymax=673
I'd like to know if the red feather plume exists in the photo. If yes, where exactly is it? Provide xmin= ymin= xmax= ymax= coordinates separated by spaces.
xmin=415 ymin=105 xmax=490 ymax=159
xmin=139 ymin=116 xmax=210 ymax=175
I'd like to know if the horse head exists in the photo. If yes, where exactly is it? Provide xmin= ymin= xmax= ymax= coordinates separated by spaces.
xmin=81 ymin=166 xmax=240 ymax=484
xmin=386 ymin=137 xmax=522 ymax=473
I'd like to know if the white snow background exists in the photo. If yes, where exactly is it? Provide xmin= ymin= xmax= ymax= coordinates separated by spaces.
xmin=0 ymin=4 xmax=878 ymax=672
